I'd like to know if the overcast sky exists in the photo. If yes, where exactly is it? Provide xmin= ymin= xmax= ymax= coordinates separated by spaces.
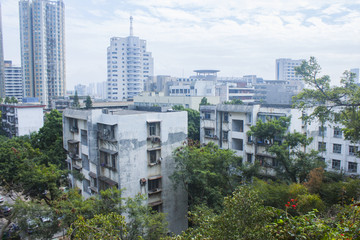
xmin=1 ymin=0 xmax=360 ymax=90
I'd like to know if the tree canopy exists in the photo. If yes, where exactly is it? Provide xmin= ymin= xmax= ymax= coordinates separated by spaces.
xmin=293 ymin=57 xmax=360 ymax=143
xmin=171 ymin=142 xmax=242 ymax=211
xmin=248 ymin=116 xmax=325 ymax=183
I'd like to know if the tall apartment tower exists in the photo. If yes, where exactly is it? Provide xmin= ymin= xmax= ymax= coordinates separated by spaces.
xmin=4 ymin=60 xmax=23 ymax=101
xmin=107 ymin=16 xmax=154 ymax=101
xmin=0 ymin=3 xmax=5 ymax=99
xmin=19 ymin=0 xmax=65 ymax=107
xmin=276 ymin=58 xmax=304 ymax=81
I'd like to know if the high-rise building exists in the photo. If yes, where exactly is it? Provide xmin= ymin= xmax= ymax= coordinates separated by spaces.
xmin=107 ymin=16 xmax=154 ymax=101
xmin=0 ymin=3 xmax=5 ymax=99
xmin=4 ymin=61 xmax=23 ymax=101
xmin=19 ymin=0 xmax=65 ymax=107
xmin=276 ymin=58 xmax=304 ymax=81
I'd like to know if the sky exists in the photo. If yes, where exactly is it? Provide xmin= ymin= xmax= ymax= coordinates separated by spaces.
xmin=1 ymin=0 xmax=360 ymax=90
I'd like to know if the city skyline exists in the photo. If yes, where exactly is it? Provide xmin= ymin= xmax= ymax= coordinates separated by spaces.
xmin=1 ymin=0 xmax=360 ymax=90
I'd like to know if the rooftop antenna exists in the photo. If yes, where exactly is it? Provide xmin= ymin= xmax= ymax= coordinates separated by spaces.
xmin=130 ymin=16 xmax=133 ymax=36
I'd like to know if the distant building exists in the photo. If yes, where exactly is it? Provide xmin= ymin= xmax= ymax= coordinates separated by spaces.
xmin=276 ymin=58 xmax=304 ymax=82
xmin=253 ymin=80 xmax=302 ymax=105
xmin=199 ymin=104 xmax=360 ymax=176
xmin=62 ymin=106 xmax=187 ymax=233
xmin=107 ymin=17 xmax=154 ymax=101
xmin=350 ymin=68 xmax=359 ymax=84
xmin=4 ymin=61 xmax=23 ymax=101
xmin=134 ymin=93 xmax=220 ymax=110
xmin=0 ymin=103 xmax=45 ymax=138
xmin=74 ymin=84 xmax=87 ymax=96
xmin=50 ymin=96 xmax=71 ymax=112
xmin=19 ymin=0 xmax=66 ymax=107
xmin=96 ymin=81 xmax=107 ymax=99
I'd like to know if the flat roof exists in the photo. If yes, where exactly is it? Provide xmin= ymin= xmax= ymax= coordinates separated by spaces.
xmin=193 ymin=70 xmax=220 ymax=73
xmin=0 ymin=104 xmax=45 ymax=108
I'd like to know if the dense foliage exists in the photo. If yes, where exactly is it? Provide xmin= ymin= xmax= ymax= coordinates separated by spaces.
xmin=248 ymin=116 xmax=325 ymax=183
xmin=173 ymin=105 xmax=200 ymax=141
xmin=171 ymin=142 xmax=242 ymax=211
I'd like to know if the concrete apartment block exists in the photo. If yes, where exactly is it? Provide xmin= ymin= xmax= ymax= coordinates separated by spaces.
xmin=63 ymin=107 xmax=188 ymax=234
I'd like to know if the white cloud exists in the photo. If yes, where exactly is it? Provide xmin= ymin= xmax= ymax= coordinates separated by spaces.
xmin=1 ymin=0 xmax=360 ymax=89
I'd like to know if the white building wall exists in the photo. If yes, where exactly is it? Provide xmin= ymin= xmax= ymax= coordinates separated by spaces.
xmin=17 ymin=107 xmax=44 ymax=136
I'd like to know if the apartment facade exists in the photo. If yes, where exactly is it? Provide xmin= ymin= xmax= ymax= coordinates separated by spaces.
xmin=0 ymin=103 xmax=44 ymax=138
xmin=107 ymin=17 xmax=154 ymax=101
xmin=200 ymin=104 xmax=360 ymax=176
xmin=62 ymin=107 xmax=187 ymax=234
xmin=4 ymin=61 xmax=23 ymax=101
xmin=276 ymin=58 xmax=304 ymax=82
xmin=19 ymin=0 xmax=65 ymax=107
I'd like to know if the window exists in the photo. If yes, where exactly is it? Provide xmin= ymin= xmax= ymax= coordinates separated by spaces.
xmin=90 ymin=176 xmax=97 ymax=188
xmin=349 ymin=146 xmax=358 ymax=156
xmin=69 ymin=118 xmax=78 ymax=132
xmin=83 ymin=179 xmax=90 ymax=193
xmin=223 ymin=113 xmax=229 ymax=122
xmin=333 ymin=127 xmax=342 ymax=138
xmin=82 ymin=154 xmax=89 ymax=171
xmin=148 ymin=150 xmax=161 ymax=165
xmin=318 ymin=142 xmax=326 ymax=152
xmin=318 ymin=126 xmax=327 ymax=137
xmin=222 ymin=131 xmax=228 ymax=141
xmin=204 ymin=113 xmax=211 ymax=120
xmin=148 ymin=178 xmax=161 ymax=193
xmin=232 ymin=138 xmax=243 ymax=151
xmin=204 ymin=128 xmax=215 ymax=138
xmin=247 ymin=153 xmax=252 ymax=163
xmin=81 ymin=130 xmax=88 ymax=146
xmin=148 ymin=122 xmax=160 ymax=137
xmin=100 ymin=150 xmax=117 ymax=170
xmin=332 ymin=159 xmax=341 ymax=170
xmin=232 ymin=120 xmax=244 ymax=132
xmin=98 ymin=124 xmax=116 ymax=140
xmin=333 ymin=144 xmax=342 ymax=154
xmin=348 ymin=162 xmax=358 ymax=173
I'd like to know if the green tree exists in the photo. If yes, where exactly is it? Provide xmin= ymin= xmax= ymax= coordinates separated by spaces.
xmin=57 ymin=188 xmax=168 ymax=239
xmin=67 ymin=213 xmax=127 ymax=240
xmin=125 ymin=194 xmax=168 ymax=240
xmin=4 ymin=96 xmax=10 ymax=104
xmin=293 ymin=57 xmax=360 ymax=143
xmin=223 ymin=99 xmax=243 ymax=105
xmin=171 ymin=142 xmax=242 ymax=211
xmin=10 ymin=96 xmax=18 ymax=103
xmin=72 ymin=91 xmax=80 ymax=108
xmin=199 ymin=97 xmax=210 ymax=106
xmin=84 ymin=95 xmax=93 ymax=109
xmin=173 ymin=105 xmax=200 ymax=141
xmin=31 ymin=110 xmax=67 ymax=169
xmin=175 ymin=186 xmax=274 ymax=240
xmin=248 ymin=117 xmax=325 ymax=183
